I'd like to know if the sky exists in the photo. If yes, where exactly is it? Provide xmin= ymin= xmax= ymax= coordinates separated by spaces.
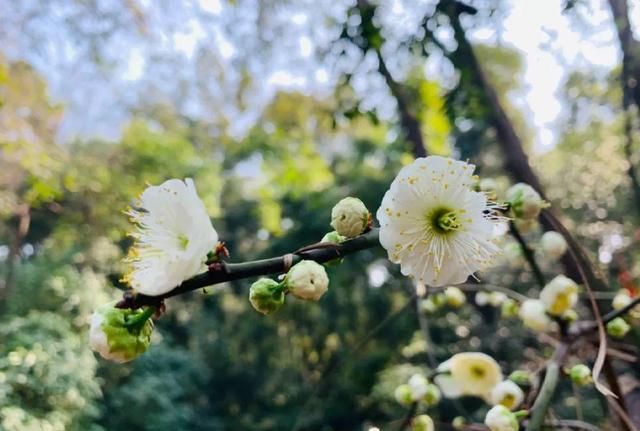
xmin=5 ymin=0 xmax=640 ymax=151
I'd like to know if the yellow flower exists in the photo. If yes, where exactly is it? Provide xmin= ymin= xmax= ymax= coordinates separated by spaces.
xmin=448 ymin=352 xmax=503 ymax=398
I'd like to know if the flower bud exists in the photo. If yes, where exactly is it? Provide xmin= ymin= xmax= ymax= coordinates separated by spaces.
xmin=452 ymin=417 xmax=466 ymax=430
xmin=540 ymin=231 xmax=567 ymax=260
xmin=607 ymin=317 xmax=631 ymax=338
xmin=330 ymin=197 xmax=369 ymax=238
xmin=508 ymin=370 xmax=532 ymax=386
xmin=285 ymin=260 xmax=329 ymax=301
xmin=321 ymin=231 xmax=346 ymax=244
xmin=612 ymin=290 xmax=632 ymax=309
xmin=444 ymin=286 xmax=466 ymax=308
xmin=249 ymin=278 xmax=285 ymax=315
xmin=490 ymin=380 xmax=524 ymax=410
xmin=89 ymin=302 xmax=153 ymax=363
xmin=489 ymin=292 xmax=508 ymax=307
xmin=411 ymin=415 xmax=434 ymax=431
xmin=540 ymin=275 xmax=578 ymax=316
xmin=562 ymin=309 xmax=578 ymax=323
xmin=514 ymin=218 xmax=537 ymax=234
xmin=432 ymin=292 xmax=447 ymax=308
xmin=394 ymin=384 xmax=414 ymax=406
xmin=422 ymin=384 xmax=441 ymax=406
xmin=501 ymin=299 xmax=519 ymax=318
xmin=485 ymin=405 xmax=519 ymax=431
xmin=408 ymin=374 xmax=429 ymax=400
xmin=479 ymin=178 xmax=499 ymax=200
xmin=506 ymin=183 xmax=547 ymax=220
xmin=570 ymin=364 xmax=592 ymax=386
xmin=475 ymin=291 xmax=490 ymax=306
xmin=519 ymin=299 xmax=552 ymax=332
xmin=419 ymin=297 xmax=439 ymax=314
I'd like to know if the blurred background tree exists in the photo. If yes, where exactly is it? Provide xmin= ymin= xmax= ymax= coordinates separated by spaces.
xmin=1 ymin=0 xmax=639 ymax=429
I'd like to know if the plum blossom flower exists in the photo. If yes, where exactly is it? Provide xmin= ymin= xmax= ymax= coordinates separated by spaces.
xmin=124 ymin=179 xmax=218 ymax=296
xmin=377 ymin=156 xmax=503 ymax=287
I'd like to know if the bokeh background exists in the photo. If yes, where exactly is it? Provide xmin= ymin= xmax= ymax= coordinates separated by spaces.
xmin=1 ymin=0 xmax=639 ymax=430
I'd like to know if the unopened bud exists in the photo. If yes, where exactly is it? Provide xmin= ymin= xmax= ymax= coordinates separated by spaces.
xmin=249 ymin=278 xmax=285 ymax=315
xmin=330 ymin=197 xmax=369 ymax=238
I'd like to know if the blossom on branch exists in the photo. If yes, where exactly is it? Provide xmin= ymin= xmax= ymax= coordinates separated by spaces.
xmin=124 ymin=178 xmax=218 ymax=296
xmin=434 ymin=352 xmax=502 ymax=400
xmin=484 ymin=405 xmax=519 ymax=431
xmin=377 ymin=156 xmax=503 ymax=287
xmin=490 ymin=380 xmax=524 ymax=410
xmin=539 ymin=275 xmax=578 ymax=316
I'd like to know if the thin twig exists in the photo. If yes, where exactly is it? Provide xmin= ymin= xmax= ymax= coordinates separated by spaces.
xmin=118 ymin=228 xmax=382 ymax=308
xmin=509 ymin=221 xmax=546 ymax=288
xmin=525 ymin=344 xmax=568 ymax=431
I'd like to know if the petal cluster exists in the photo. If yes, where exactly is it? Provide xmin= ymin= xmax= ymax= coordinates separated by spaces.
xmin=125 ymin=179 xmax=218 ymax=296
xmin=434 ymin=352 xmax=502 ymax=400
xmin=377 ymin=156 xmax=503 ymax=287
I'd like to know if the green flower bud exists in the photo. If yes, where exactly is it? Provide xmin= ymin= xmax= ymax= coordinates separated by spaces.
xmin=330 ymin=197 xmax=369 ymax=238
xmin=419 ymin=297 xmax=438 ymax=314
xmin=444 ymin=286 xmax=466 ymax=308
xmin=249 ymin=278 xmax=285 ymax=315
xmin=432 ymin=293 xmax=447 ymax=307
xmin=607 ymin=317 xmax=631 ymax=338
xmin=422 ymin=384 xmax=441 ymax=406
xmin=89 ymin=301 xmax=154 ymax=363
xmin=452 ymin=416 xmax=466 ymax=430
xmin=321 ymin=231 xmax=346 ymax=244
xmin=506 ymin=183 xmax=548 ymax=220
xmin=508 ymin=370 xmax=532 ymax=386
xmin=285 ymin=260 xmax=329 ymax=301
xmin=501 ymin=299 xmax=519 ymax=318
xmin=394 ymin=384 xmax=414 ymax=406
xmin=562 ymin=309 xmax=578 ymax=323
xmin=411 ymin=415 xmax=434 ymax=431
xmin=570 ymin=364 xmax=592 ymax=386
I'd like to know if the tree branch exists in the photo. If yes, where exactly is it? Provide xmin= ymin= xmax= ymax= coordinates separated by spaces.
xmin=118 ymin=228 xmax=382 ymax=309
xmin=509 ymin=221 xmax=546 ymax=288
xmin=525 ymin=344 xmax=568 ymax=431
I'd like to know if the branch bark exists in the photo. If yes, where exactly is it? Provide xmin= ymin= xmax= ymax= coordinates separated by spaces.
xmin=118 ymin=228 xmax=382 ymax=309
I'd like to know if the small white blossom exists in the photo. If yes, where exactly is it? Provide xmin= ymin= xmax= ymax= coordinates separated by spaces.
xmin=540 ymin=231 xmax=567 ymax=259
xmin=490 ymin=380 xmax=524 ymax=410
xmin=613 ymin=290 xmax=632 ymax=309
xmin=124 ymin=179 xmax=218 ymax=296
xmin=285 ymin=260 xmax=329 ymax=301
xmin=330 ymin=197 xmax=369 ymax=238
xmin=540 ymin=275 xmax=578 ymax=316
xmin=434 ymin=353 xmax=502 ymax=399
xmin=519 ymin=299 xmax=552 ymax=332
xmin=506 ymin=183 xmax=546 ymax=220
xmin=407 ymin=374 xmax=429 ymax=399
xmin=475 ymin=291 xmax=490 ymax=306
xmin=485 ymin=405 xmax=519 ymax=431
xmin=377 ymin=156 xmax=503 ymax=287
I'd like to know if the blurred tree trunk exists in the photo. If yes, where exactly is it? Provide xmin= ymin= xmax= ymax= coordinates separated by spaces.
xmin=607 ymin=0 xmax=640 ymax=217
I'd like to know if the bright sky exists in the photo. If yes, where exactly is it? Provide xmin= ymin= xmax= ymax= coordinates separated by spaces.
xmin=11 ymin=0 xmax=638 ymax=151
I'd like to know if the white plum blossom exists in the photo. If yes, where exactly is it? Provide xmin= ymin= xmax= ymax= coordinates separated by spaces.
xmin=377 ymin=156 xmax=503 ymax=287
xmin=434 ymin=352 xmax=502 ymax=400
xmin=411 ymin=415 xmax=435 ymax=431
xmin=612 ymin=290 xmax=640 ymax=318
xmin=485 ymin=405 xmax=519 ymax=431
xmin=519 ymin=299 xmax=552 ymax=332
xmin=124 ymin=179 xmax=218 ymax=296
xmin=540 ymin=231 xmax=567 ymax=259
xmin=285 ymin=260 xmax=329 ymax=301
xmin=330 ymin=197 xmax=369 ymax=238
xmin=490 ymin=380 xmax=524 ymax=410
xmin=539 ymin=275 xmax=578 ymax=316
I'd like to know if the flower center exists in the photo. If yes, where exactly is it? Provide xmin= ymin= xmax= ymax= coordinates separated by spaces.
xmin=178 ymin=234 xmax=190 ymax=250
xmin=427 ymin=207 xmax=463 ymax=234
xmin=470 ymin=365 xmax=486 ymax=379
